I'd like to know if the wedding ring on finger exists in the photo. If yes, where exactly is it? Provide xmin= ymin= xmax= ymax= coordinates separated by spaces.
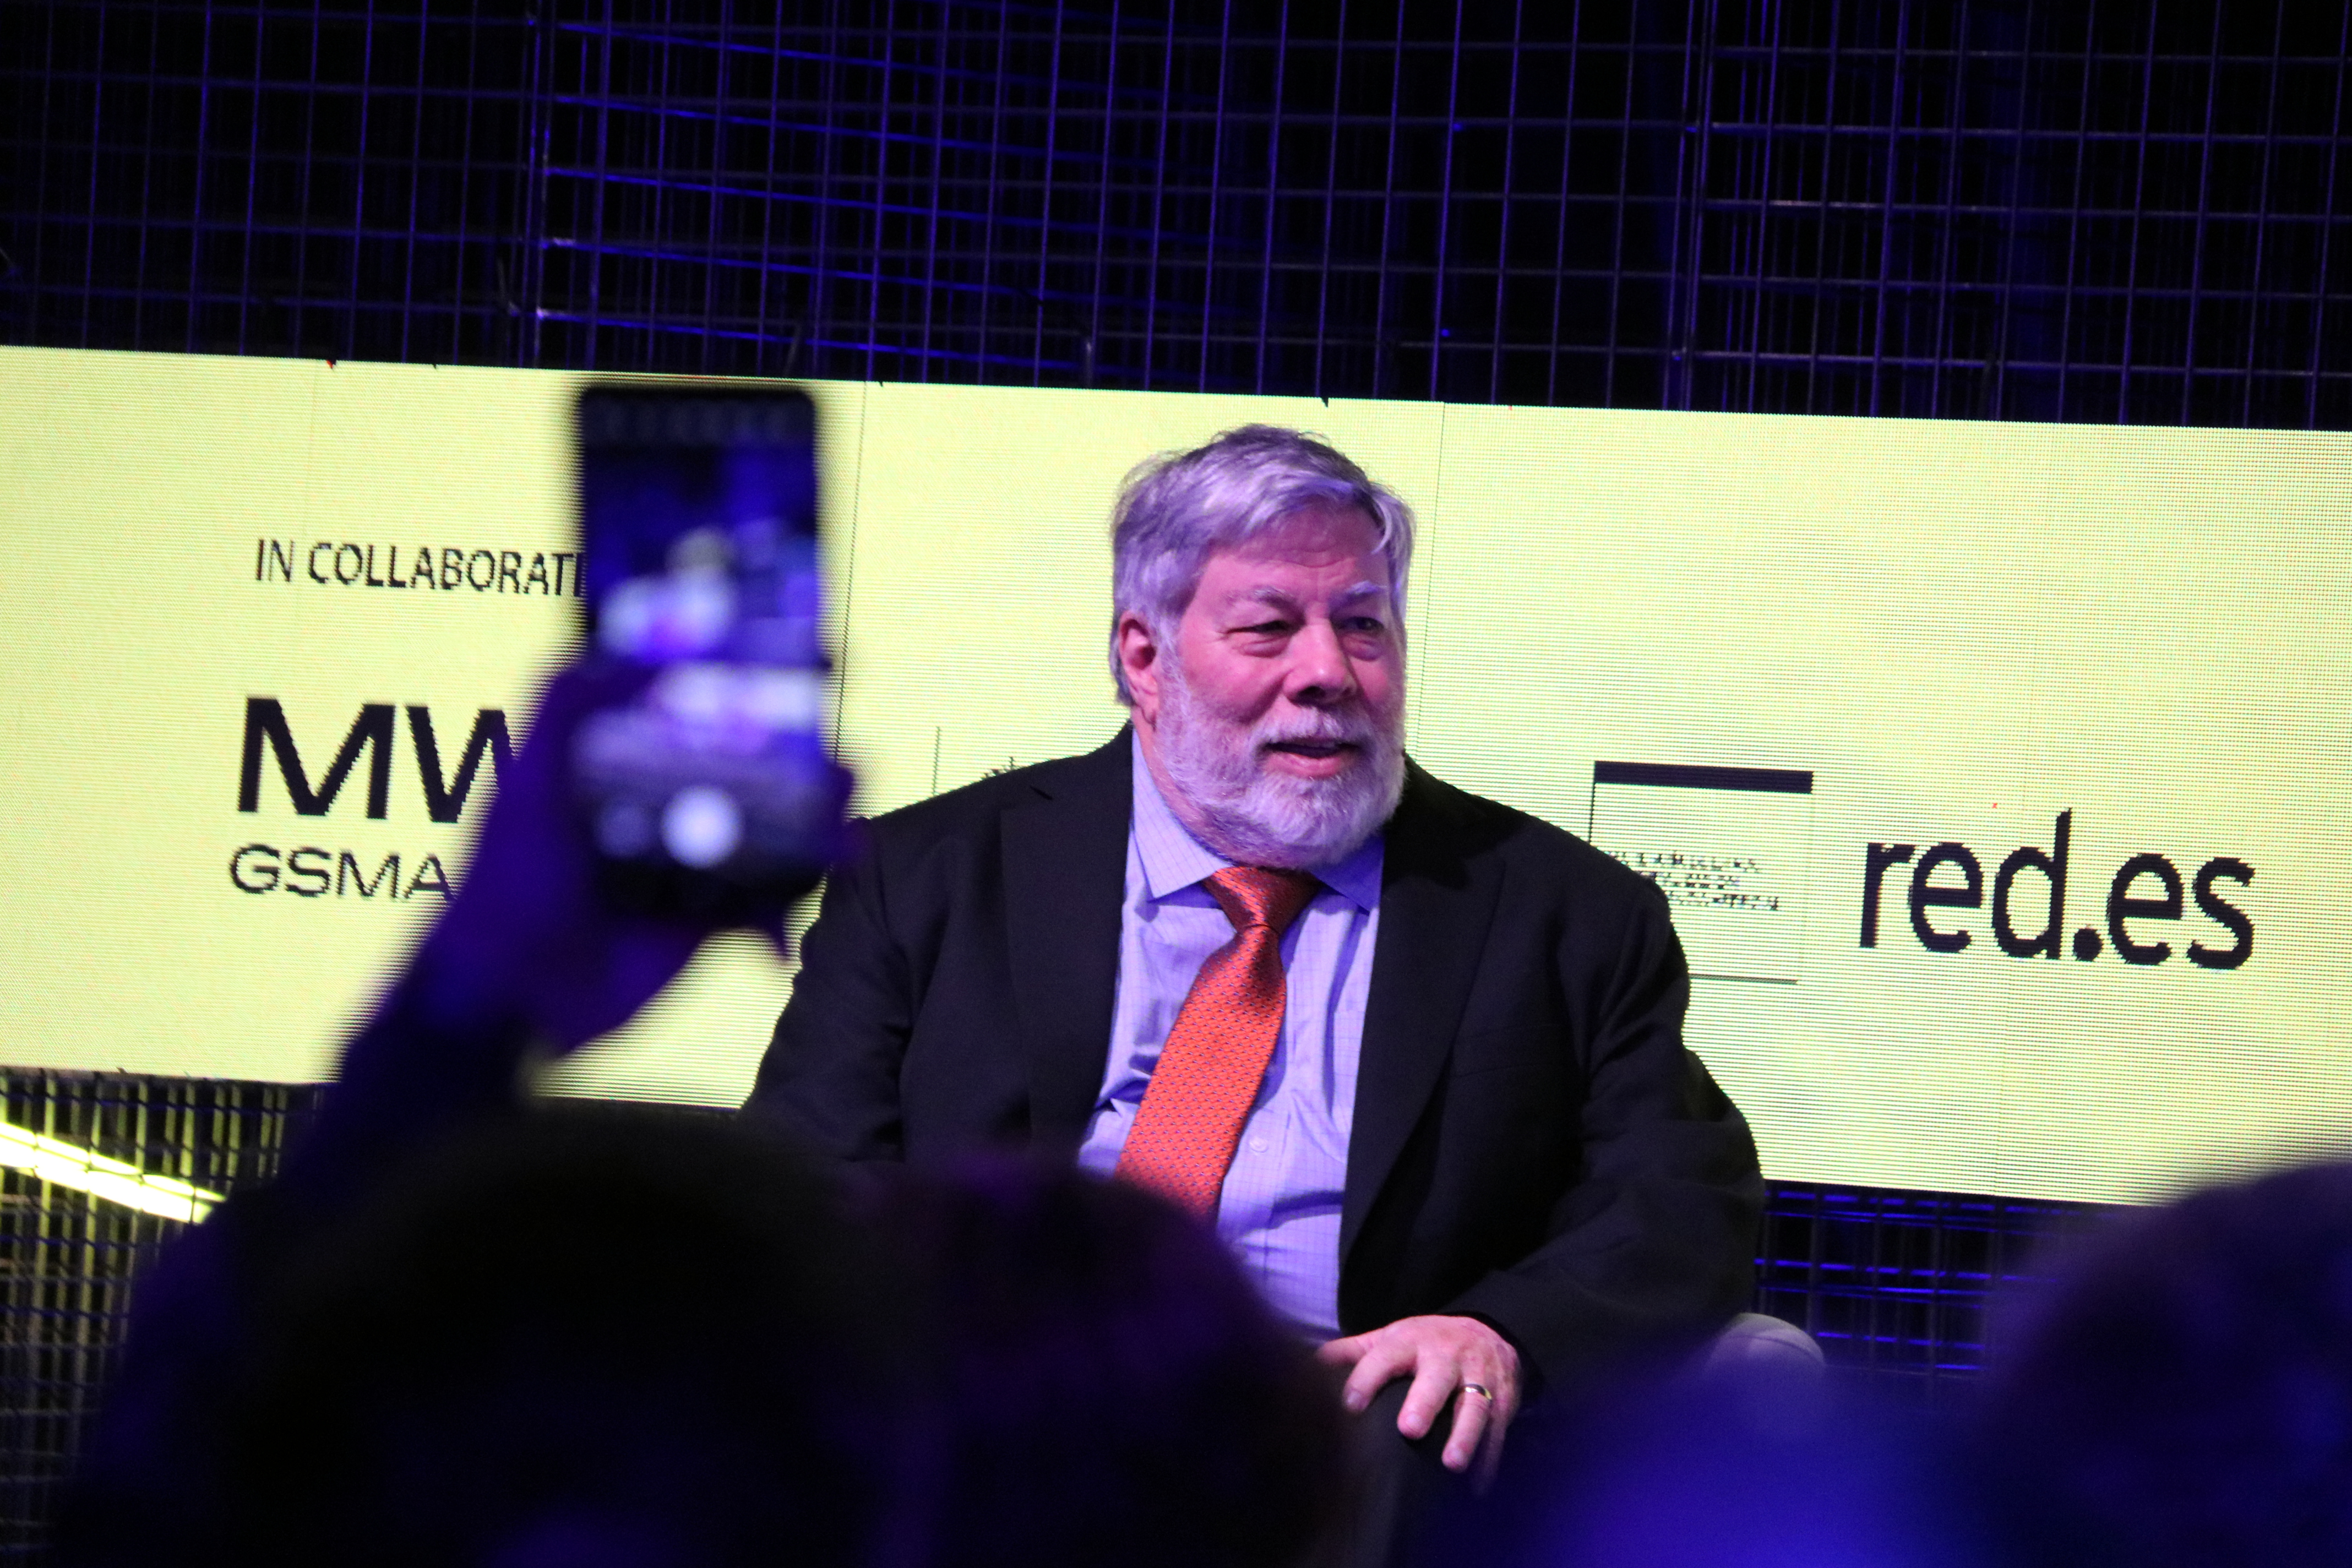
xmin=1460 ymin=1382 xmax=1494 ymax=1401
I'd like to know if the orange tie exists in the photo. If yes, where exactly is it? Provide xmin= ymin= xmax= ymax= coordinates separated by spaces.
xmin=1114 ymin=865 xmax=1322 ymax=1219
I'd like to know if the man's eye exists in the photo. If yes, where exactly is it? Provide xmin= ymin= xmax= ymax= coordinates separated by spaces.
xmin=1236 ymin=620 xmax=1293 ymax=636
xmin=1343 ymin=617 xmax=1386 ymax=635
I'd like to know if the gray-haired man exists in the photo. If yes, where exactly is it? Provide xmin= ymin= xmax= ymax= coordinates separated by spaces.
xmin=750 ymin=426 xmax=1761 ymax=1522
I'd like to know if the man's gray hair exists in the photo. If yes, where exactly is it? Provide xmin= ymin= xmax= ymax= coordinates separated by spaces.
xmin=1107 ymin=424 xmax=1416 ymax=704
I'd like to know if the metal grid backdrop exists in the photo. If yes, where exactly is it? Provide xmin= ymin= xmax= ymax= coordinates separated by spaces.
xmin=1 ymin=0 xmax=2340 ymax=1547
xmin=8 ymin=0 xmax=2348 ymax=415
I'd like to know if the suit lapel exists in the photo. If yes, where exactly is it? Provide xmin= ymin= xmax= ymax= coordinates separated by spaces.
xmin=1342 ymin=760 xmax=1505 ymax=1261
xmin=1003 ymin=731 xmax=1133 ymax=1152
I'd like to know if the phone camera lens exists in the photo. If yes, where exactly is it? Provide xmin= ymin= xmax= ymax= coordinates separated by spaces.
xmin=662 ymin=785 xmax=743 ymax=869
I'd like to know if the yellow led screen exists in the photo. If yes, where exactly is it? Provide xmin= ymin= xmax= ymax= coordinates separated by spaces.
xmin=4 ymin=345 xmax=2345 ymax=1206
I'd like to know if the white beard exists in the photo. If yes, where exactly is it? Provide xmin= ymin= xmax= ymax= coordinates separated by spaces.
xmin=1153 ymin=668 xmax=1406 ymax=870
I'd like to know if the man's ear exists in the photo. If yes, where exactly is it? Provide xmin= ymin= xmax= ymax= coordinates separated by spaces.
xmin=1115 ymin=612 xmax=1164 ymax=725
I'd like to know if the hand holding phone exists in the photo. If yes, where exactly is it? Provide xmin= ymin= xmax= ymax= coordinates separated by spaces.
xmin=571 ymin=386 xmax=848 ymax=922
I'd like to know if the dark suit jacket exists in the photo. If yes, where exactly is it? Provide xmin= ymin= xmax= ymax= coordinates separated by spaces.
xmin=748 ymin=731 xmax=1763 ymax=1392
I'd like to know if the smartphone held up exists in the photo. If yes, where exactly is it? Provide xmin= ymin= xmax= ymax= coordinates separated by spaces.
xmin=570 ymin=385 xmax=847 ymax=923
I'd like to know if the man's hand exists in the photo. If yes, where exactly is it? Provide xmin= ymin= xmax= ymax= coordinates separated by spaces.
xmin=1316 ymin=1314 xmax=1522 ymax=1484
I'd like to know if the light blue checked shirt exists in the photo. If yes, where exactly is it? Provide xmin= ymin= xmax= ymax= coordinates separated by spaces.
xmin=1075 ymin=737 xmax=1384 ymax=1341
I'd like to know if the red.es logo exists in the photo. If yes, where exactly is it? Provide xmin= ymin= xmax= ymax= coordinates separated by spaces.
xmin=1860 ymin=813 xmax=2251 ymax=970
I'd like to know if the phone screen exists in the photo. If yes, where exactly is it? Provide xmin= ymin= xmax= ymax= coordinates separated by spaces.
xmin=571 ymin=385 xmax=838 ymax=917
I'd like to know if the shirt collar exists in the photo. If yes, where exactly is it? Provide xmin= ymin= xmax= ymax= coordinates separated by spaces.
xmin=1129 ymin=732 xmax=1384 ymax=912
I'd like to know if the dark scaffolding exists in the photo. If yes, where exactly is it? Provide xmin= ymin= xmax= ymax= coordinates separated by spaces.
xmin=7 ymin=2 xmax=2346 ymax=420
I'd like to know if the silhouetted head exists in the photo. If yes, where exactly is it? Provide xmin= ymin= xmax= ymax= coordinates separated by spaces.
xmin=1977 ymin=1161 xmax=2352 ymax=1568
xmin=214 ymin=1110 xmax=912 ymax=1568
xmin=885 ymin=1157 xmax=1346 ymax=1568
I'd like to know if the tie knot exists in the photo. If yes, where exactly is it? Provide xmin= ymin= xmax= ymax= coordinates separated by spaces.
xmin=1205 ymin=866 xmax=1321 ymax=937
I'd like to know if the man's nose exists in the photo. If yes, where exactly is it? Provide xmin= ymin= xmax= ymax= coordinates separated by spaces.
xmin=1285 ymin=617 xmax=1358 ymax=705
